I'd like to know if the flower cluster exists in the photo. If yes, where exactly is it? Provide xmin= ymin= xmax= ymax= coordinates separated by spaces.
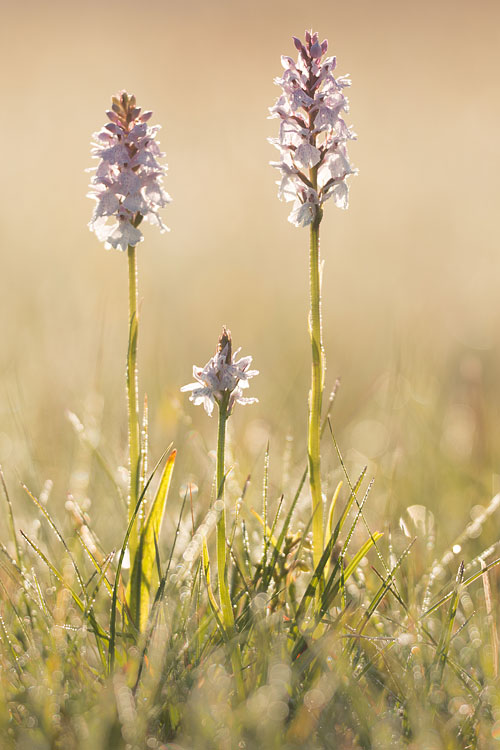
xmin=88 ymin=91 xmax=171 ymax=251
xmin=181 ymin=328 xmax=258 ymax=417
xmin=269 ymin=31 xmax=356 ymax=227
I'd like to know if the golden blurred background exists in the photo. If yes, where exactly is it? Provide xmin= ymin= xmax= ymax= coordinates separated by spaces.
xmin=1 ymin=0 xmax=500 ymax=538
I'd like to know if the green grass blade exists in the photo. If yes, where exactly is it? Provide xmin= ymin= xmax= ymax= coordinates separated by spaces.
xmin=20 ymin=530 xmax=109 ymax=665
xmin=321 ymin=531 xmax=384 ymax=615
xmin=0 ymin=610 xmax=22 ymax=677
xmin=108 ymin=446 xmax=173 ymax=672
xmin=128 ymin=449 xmax=176 ymax=631
xmin=0 ymin=467 xmax=21 ymax=566
xmin=84 ymin=550 xmax=115 ymax=619
xmin=293 ymin=467 xmax=367 ymax=625
xmin=202 ymin=537 xmax=226 ymax=639
xmin=132 ymin=490 xmax=188 ymax=695
xmin=77 ymin=533 xmax=114 ymax=599
xmin=433 ymin=561 xmax=464 ymax=685
xmin=349 ymin=538 xmax=415 ymax=653
xmin=22 ymin=483 xmax=88 ymax=606
xmin=261 ymin=443 xmax=270 ymax=570
xmin=20 ymin=531 xmax=86 ymax=617
xmin=421 ymin=556 xmax=500 ymax=619
xmin=325 ymin=480 xmax=343 ymax=547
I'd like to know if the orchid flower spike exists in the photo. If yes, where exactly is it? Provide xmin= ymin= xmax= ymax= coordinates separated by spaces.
xmin=181 ymin=327 xmax=259 ymax=417
xmin=88 ymin=91 xmax=171 ymax=251
xmin=269 ymin=30 xmax=357 ymax=227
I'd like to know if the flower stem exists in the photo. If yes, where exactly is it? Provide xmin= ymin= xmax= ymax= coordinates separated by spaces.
xmin=216 ymin=392 xmax=245 ymax=700
xmin=308 ymin=166 xmax=324 ymax=570
xmin=216 ymin=393 xmax=229 ymax=501
xmin=127 ymin=244 xmax=141 ymax=556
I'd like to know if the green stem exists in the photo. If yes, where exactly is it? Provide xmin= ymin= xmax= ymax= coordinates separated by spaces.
xmin=216 ymin=396 xmax=231 ymax=622
xmin=127 ymin=244 xmax=141 ymax=556
xmin=216 ymin=392 xmax=245 ymax=700
xmin=308 ymin=166 xmax=324 ymax=570
xmin=216 ymin=393 xmax=229 ymax=500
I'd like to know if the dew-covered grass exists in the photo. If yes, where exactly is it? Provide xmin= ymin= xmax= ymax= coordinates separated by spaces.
xmin=2 ymin=350 xmax=500 ymax=749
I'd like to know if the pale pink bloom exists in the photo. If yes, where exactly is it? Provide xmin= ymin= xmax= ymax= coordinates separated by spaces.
xmin=289 ymin=188 xmax=320 ymax=228
xmin=88 ymin=92 xmax=171 ymax=251
xmin=181 ymin=328 xmax=258 ymax=417
xmin=269 ymin=31 xmax=357 ymax=227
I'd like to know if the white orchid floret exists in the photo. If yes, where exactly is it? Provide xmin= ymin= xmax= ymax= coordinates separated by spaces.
xmin=294 ymin=142 xmax=321 ymax=169
xmin=269 ymin=30 xmax=356 ymax=227
xmin=181 ymin=329 xmax=258 ymax=417
xmin=88 ymin=91 xmax=171 ymax=251
xmin=92 ymin=215 xmax=143 ymax=252
xmin=289 ymin=188 xmax=320 ymax=228
xmin=270 ymin=158 xmax=304 ymax=202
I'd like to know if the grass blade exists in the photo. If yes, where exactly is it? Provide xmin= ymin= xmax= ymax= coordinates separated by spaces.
xmin=108 ymin=446 xmax=173 ymax=672
xmin=0 ymin=467 xmax=21 ymax=566
xmin=433 ymin=561 xmax=464 ymax=685
xmin=128 ymin=449 xmax=176 ymax=631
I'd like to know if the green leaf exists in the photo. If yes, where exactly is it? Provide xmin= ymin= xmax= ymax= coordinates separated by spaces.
xmin=109 ymin=446 xmax=172 ymax=672
xmin=128 ymin=449 xmax=176 ymax=632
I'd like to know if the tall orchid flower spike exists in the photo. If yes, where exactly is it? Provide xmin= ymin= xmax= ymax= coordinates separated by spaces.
xmin=269 ymin=31 xmax=356 ymax=227
xmin=182 ymin=328 xmax=257 ymax=700
xmin=88 ymin=91 xmax=171 ymax=251
xmin=270 ymin=32 xmax=357 ymax=570
xmin=87 ymin=92 xmax=172 ymax=587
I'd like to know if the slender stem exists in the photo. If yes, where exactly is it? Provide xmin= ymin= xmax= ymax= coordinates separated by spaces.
xmin=216 ymin=392 xmax=245 ymax=700
xmin=216 ymin=396 xmax=231 ymax=620
xmin=127 ymin=244 xmax=141 ymax=556
xmin=308 ymin=165 xmax=324 ymax=570
xmin=216 ymin=393 xmax=228 ymax=500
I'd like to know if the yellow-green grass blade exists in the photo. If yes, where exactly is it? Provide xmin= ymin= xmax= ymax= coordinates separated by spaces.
xmin=20 ymin=530 xmax=108 ymax=668
xmin=0 ymin=467 xmax=21 ymax=566
xmin=202 ymin=537 xmax=224 ymax=628
xmin=325 ymin=480 xmax=343 ymax=547
xmin=22 ymin=484 xmax=88 ymax=606
xmin=432 ymin=561 xmax=464 ymax=686
xmin=128 ymin=449 xmax=176 ymax=631
xmin=108 ymin=446 xmax=172 ymax=672
xmin=77 ymin=533 xmax=114 ymax=599
xmin=421 ymin=556 xmax=500 ymax=620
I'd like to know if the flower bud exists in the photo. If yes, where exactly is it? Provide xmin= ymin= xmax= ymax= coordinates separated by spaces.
xmin=181 ymin=328 xmax=258 ymax=417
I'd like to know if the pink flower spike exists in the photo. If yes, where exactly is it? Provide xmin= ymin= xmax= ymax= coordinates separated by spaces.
xmin=269 ymin=32 xmax=356 ymax=228
xmin=88 ymin=91 xmax=171 ymax=251
xmin=181 ymin=328 xmax=258 ymax=417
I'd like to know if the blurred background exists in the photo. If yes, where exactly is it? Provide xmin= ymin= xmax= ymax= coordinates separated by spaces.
xmin=1 ymin=0 xmax=500 ymax=544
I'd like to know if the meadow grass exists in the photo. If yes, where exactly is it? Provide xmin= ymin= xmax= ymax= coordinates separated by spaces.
xmin=1 ymin=359 xmax=500 ymax=749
